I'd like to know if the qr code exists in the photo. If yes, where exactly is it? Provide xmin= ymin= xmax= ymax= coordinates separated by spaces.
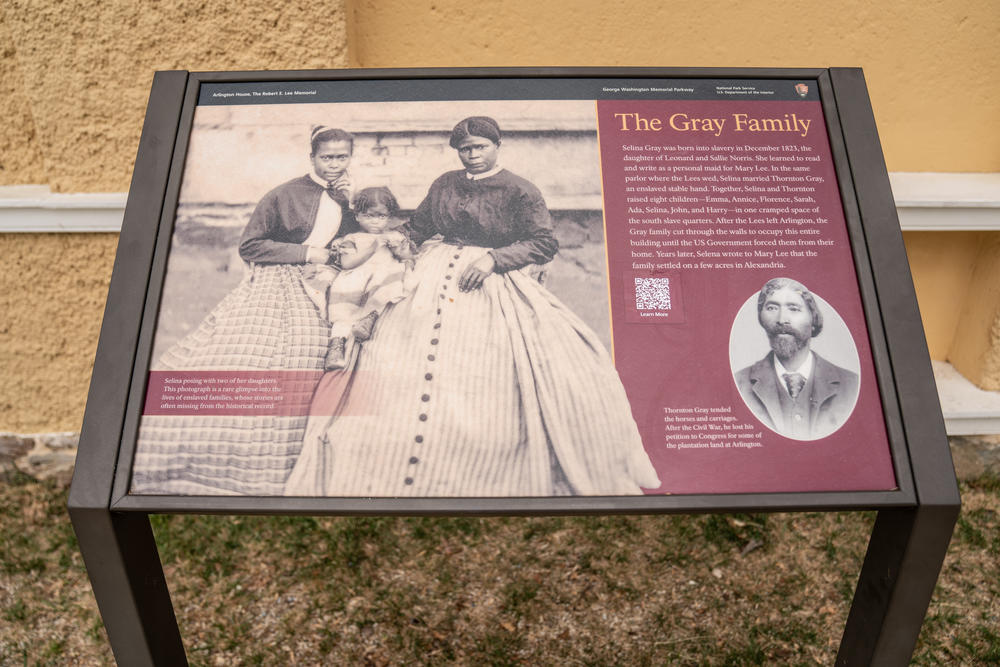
xmin=635 ymin=277 xmax=671 ymax=310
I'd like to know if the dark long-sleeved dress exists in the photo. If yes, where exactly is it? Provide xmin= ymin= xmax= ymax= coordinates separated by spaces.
xmin=286 ymin=169 xmax=660 ymax=497
xmin=132 ymin=175 xmax=357 ymax=495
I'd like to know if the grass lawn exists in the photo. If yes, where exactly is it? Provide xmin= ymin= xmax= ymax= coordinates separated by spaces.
xmin=1 ymin=473 xmax=997 ymax=665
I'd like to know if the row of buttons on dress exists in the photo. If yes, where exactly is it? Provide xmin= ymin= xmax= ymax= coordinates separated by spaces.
xmin=405 ymin=244 xmax=463 ymax=486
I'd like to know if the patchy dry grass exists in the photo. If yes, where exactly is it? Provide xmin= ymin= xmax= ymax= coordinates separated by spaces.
xmin=1 ymin=472 xmax=998 ymax=665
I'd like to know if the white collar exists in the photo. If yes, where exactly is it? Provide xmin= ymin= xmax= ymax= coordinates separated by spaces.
xmin=466 ymin=165 xmax=504 ymax=180
xmin=309 ymin=171 xmax=328 ymax=188
xmin=774 ymin=350 xmax=814 ymax=383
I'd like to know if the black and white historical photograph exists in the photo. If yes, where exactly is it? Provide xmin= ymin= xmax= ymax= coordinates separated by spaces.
xmin=130 ymin=99 xmax=660 ymax=498
xmin=729 ymin=277 xmax=861 ymax=441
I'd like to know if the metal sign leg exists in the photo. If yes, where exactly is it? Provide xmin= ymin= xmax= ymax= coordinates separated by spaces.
xmin=70 ymin=508 xmax=187 ymax=666
xmin=836 ymin=505 xmax=959 ymax=665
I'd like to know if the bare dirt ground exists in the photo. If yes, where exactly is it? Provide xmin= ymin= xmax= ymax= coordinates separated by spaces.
xmin=1 ymin=473 xmax=997 ymax=665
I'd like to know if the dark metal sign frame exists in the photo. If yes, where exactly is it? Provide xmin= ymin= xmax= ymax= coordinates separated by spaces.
xmin=68 ymin=67 xmax=959 ymax=665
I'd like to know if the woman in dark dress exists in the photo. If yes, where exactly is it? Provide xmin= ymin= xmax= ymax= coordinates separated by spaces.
xmin=287 ymin=117 xmax=659 ymax=497
xmin=132 ymin=126 xmax=360 ymax=495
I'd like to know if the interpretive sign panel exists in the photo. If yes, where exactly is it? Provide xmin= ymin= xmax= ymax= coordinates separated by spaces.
xmin=121 ymin=75 xmax=895 ymax=502
xmin=69 ymin=68 xmax=959 ymax=666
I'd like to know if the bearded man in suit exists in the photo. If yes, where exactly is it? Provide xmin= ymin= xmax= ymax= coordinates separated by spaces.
xmin=734 ymin=277 xmax=859 ymax=440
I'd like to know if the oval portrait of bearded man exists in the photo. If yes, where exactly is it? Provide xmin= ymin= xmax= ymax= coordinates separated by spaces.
xmin=729 ymin=277 xmax=861 ymax=441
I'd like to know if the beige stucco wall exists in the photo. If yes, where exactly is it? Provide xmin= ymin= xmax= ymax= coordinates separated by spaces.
xmin=0 ymin=15 xmax=44 ymax=184
xmin=1 ymin=0 xmax=998 ymax=431
xmin=0 ymin=234 xmax=117 ymax=432
xmin=1 ymin=0 xmax=348 ymax=193
xmin=948 ymin=234 xmax=1000 ymax=390
xmin=348 ymin=0 xmax=1000 ymax=173
xmin=906 ymin=232 xmax=984 ymax=360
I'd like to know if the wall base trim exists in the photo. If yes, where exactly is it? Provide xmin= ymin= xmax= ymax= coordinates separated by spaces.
xmin=934 ymin=360 xmax=1000 ymax=436
xmin=0 ymin=186 xmax=127 ymax=233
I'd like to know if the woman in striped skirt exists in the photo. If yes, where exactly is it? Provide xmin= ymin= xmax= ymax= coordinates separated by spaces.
xmin=131 ymin=127 xmax=360 ymax=495
xmin=286 ymin=116 xmax=660 ymax=497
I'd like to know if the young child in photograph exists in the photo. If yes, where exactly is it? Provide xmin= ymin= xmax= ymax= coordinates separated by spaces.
xmin=303 ymin=186 xmax=415 ymax=370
